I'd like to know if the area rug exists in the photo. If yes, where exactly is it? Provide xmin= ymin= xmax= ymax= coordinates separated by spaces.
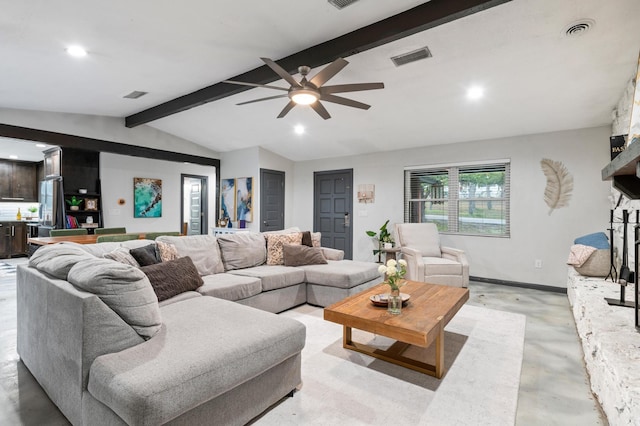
xmin=0 ymin=262 xmax=17 ymax=277
xmin=255 ymin=303 xmax=526 ymax=426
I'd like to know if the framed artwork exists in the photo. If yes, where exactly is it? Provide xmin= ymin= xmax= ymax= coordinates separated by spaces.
xmin=134 ymin=177 xmax=162 ymax=218
xmin=236 ymin=177 xmax=253 ymax=222
xmin=629 ymin=50 xmax=640 ymax=146
xmin=85 ymin=198 xmax=98 ymax=211
xmin=220 ymin=178 xmax=236 ymax=221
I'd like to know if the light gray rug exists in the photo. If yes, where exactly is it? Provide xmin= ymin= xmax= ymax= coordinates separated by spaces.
xmin=255 ymin=303 xmax=525 ymax=426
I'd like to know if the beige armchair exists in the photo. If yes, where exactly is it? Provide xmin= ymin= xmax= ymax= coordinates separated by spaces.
xmin=395 ymin=223 xmax=469 ymax=287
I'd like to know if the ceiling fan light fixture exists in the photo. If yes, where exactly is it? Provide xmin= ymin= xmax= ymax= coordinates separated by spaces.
xmin=291 ymin=90 xmax=319 ymax=105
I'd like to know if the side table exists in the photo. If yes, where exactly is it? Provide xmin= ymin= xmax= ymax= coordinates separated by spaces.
xmin=381 ymin=247 xmax=401 ymax=261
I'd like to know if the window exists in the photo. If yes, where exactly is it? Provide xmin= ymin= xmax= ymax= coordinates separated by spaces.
xmin=404 ymin=161 xmax=510 ymax=236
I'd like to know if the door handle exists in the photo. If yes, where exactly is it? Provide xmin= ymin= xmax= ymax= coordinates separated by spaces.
xmin=11 ymin=225 xmax=15 ymax=237
xmin=344 ymin=212 xmax=350 ymax=227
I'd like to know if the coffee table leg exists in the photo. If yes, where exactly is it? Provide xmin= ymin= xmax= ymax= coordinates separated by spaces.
xmin=435 ymin=317 xmax=444 ymax=379
xmin=343 ymin=325 xmax=352 ymax=347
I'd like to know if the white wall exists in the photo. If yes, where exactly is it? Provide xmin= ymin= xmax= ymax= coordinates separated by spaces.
xmin=100 ymin=153 xmax=217 ymax=233
xmin=219 ymin=147 xmax=295 ymax=232
xmin=292 ymin=126 xmax=611 ymax=288
xmin=0 ymin=107 xmax=220 ymax=158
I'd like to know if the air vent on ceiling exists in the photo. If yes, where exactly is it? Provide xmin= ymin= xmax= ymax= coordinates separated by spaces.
xmin=563 ymin=19 xmax=595 ymax=38
xmin=328 ymin=0 xmax=360 ymax=10
xmin=390 ymin=47 xmax=433 ymax=67
xmin=123 ymin=91 xmax=148 ymax=99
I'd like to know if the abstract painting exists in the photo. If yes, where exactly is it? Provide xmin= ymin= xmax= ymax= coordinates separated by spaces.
xmin=629 ymin=50 xmax=640 ymax=146
xmin=220 ymin=178 xmax=236 ymax=221
xmin=236 ymin=177 xmax=253 ymax=222
xmin=134 ymin=178 xmax=162 ymax=218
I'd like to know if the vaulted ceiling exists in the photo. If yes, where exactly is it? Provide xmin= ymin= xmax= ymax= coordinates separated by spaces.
xmin=2 ymin=0 xmax=639 ymax=161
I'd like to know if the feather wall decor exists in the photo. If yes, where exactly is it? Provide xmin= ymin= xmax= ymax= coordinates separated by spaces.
xmin=541 ymin=158 xmax=573 ymax=215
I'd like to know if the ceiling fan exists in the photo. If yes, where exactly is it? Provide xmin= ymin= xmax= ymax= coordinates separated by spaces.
xmin=223 ymin=57 xmax=384 ymax=120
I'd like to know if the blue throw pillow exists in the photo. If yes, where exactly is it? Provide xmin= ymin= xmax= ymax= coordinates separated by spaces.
xmin=574 ymin=232 xmax=610 ymax=249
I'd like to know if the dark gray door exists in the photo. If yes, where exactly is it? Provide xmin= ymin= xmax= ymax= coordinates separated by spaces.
xmin=181 ymin=174 xmax=208 ymax=235
xmin=314 ymin=169 xmax=353 ymax=259
xmin=260 ymin=169 xmax=285 ymax=232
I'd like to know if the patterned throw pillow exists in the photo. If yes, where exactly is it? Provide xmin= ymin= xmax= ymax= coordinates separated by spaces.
xmin=311 ymin=232 xmax=321 ymax=247
xmin=265 ymin=233 xmax=302 ymax=265
xmin=156 ymin=241 xmax=179 ymax=262
xmin=104 ymin=247 xmax=140 ymax=267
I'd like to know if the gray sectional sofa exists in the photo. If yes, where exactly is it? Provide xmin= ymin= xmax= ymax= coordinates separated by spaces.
xmin=17 ymin=229 xmax=381 ymax=425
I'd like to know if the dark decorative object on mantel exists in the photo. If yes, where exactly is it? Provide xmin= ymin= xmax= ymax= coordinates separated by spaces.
xmin=610 ymin=135 xmax=627 ymax=160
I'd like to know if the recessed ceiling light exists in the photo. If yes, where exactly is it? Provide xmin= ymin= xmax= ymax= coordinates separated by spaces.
xmin=66 ymin=45 xmax=88 ymax=58
xmin=9 ymin=155 xmax=18 ymax=159
xmin=294 ymin=125 xmax=305 ymax=135
xmin=467 ymin=86 xmax=484 ymax=100
xmin=35 ymin=143 xmax=46 ymax=148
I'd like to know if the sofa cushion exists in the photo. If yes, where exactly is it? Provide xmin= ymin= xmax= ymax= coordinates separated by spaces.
xmin=29 ymin=242 xmax=95 ymax=280
xmin=217 ymin=232 xmax=267 ymax=270
xmin=156 ymin=235 xmax=224 ymax=275
xmin=197 ymin=273 xmax=262 ymax=301
xmin=265 ymin=233 xmax=302 ymax=265
xmin=283 ymin=244 xmax=327 ymax=267
xmin=229 ymin=265 xmax=306 ymax=291
xmin=423 ymin=257 xmax=463 ymax=275
xmin=104 ymin=247 xmax=140 ymax=267
xmin=88 ymin=296 xmax=305 ymax=426
xmin=141 ymin=256 xmax=204 ymax=302
xmin=130 ymin=244 xmax=160 ymax=266
xmin=301 ymin=260 xmax=381 ymax=289
xmin=81 ymin=239 xmax=155 ymax=257
xmin=67 ymin=258 xmax=162 ymax=339
xmin=156 ymin=240 xmax=179 ymax=262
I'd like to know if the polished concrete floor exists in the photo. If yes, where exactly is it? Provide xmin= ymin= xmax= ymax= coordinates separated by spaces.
xmin=0 ymin=257 xmax=607 ymax=425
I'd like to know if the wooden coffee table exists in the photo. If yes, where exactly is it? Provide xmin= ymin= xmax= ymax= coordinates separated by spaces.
xmin=324 ymin=280 xmax=469 ymax=378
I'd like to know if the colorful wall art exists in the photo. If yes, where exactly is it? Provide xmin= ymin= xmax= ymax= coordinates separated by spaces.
xmin=134 ymin=177 xmax=162 ymax=218
xmin=236 ymin=177 xmax=253 ymax=222
xmin=220 ymin=178 xmax=236 ymax=221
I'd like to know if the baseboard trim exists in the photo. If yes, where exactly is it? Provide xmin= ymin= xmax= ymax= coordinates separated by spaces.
xmin=470 ymin=276 xmax=567 ymax=294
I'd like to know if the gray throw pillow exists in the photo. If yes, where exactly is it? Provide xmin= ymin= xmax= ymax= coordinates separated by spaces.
xmin=140 ymin=256 xmax=204 ymax=302
xmin=130 ymin=243 xmax=160 ymax=266
xmin=68 ymin=258 xmax=162 ymax=339
xmin=104 ymin=247 xmax=140 ymax=267
xmin=217 ymin=232 xmax=267 ymax=270
xmin=283 ymin=244 xmax=328 ymax=267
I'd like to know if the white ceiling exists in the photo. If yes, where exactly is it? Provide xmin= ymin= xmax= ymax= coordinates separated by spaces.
xmin=1 ymin=0 xmax=639 ymax=162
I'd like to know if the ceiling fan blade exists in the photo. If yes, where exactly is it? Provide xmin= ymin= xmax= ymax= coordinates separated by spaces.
xmin=321 ymin=94 xmax=371 ymax=110
xmin=310 ymin=101 xmax=331 ymax=120
xmin=236 ymin=94 xmax=289 ymax=106
xmin=309 ymin=58 xmax=349 ymax=88
xmin=320 ymin=82 xmax=384 ymax=94
xmin=261 ymin=58 xmax=301 ymax=88
xmin=277 ymin=100 xmax=296 ymax=118
xmin=223 ymin=80 xmax=289 ymax=91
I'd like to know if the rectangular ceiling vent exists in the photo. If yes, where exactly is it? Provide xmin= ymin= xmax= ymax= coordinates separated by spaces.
xmin=328 ymin=0 xmax=360 ymax=10
xmin=390 ymin=47 xmax=433 ymax=67
xmin=123 ymin=91 xmax=148 ymax=99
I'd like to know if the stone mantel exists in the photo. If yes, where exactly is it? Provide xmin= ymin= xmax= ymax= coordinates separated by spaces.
xmin=567 ymin=268 xmax=640 ymax=425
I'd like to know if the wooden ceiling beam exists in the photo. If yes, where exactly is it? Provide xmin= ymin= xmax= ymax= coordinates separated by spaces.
xmin=125 ymin=0 xmax=511 ymax=128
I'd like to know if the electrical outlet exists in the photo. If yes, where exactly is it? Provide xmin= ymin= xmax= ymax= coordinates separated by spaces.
xmin=534 ymin=259 xmax=542 ymax=269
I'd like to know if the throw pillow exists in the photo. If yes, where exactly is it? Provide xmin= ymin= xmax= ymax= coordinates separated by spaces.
xmin=265 ymin=233 xmax=303 ymax=265
xmin=129 ymin=243 xmax=160 ymax=266
xmin=567 ymin=244 xmax=597 ymax=267
xmin=140 ymin=256 xmax=204 ymax=302
xmin=217 ymin=232 xmax=267 ymax=270
xmin=301 ymin=231 xmax=313 ymax=247
xmin=156 ymin=240 xmax=179 ymax=262
xmin=574 ymin=232 xmax=610 ymax=250
xmin=29 ymin=242 xmax=95 ymax=280
xmin=283 ymin=244 xmax=328 ymax=267
xmin=311 ymin=232 xmax=321 ymax=247
xmin=68 ymin=258 xmax=162 ymax=339
xmin=104 ymin=247 xmax=140 ymax=267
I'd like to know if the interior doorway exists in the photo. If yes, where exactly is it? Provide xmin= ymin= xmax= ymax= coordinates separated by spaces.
xmin=313 ymin=169 xmax=353 ymax=259
xmin=260 ymin=169 xmax=285 ymax=232
xmin=181 ymin=174 xmax=208 ymax=235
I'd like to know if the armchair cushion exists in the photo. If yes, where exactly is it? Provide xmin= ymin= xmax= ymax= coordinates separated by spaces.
xmin=423 ymin=257 xmax=463 ymax=276
xmin=395 ymin=223 xmax=441 ymax=257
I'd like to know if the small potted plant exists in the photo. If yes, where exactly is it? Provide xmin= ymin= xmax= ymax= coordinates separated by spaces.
xmin=66 ymin=196 xmax=83 ymax=211
xmin=27 ymin=206 xmax=38 ymax=219
xmin=366 ymin=219 xmax=394 ymax=263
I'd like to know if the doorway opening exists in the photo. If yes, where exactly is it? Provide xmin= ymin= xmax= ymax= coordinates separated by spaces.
xmin=181 ymin=174 xmax=208 ymax=235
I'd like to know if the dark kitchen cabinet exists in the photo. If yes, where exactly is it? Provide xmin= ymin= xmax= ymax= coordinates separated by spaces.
xmin=0 ymin=159 xmax=38 ymax=202
xmin=0 ymin=221 xmax=27 ymax=258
